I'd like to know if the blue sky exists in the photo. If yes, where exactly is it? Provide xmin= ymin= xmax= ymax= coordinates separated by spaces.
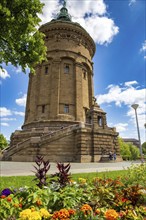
xmin=0 ymin=0 xmax=146 ymax=144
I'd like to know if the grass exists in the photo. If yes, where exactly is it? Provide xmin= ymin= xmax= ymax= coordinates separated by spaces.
xmin=0 ymin=169 xmax=129 ymax=191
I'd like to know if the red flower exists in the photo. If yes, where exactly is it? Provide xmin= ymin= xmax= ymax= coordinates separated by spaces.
xmin=1 ymin=195 xmax=6 ymax=199
xmin=19 ymin=203 xmax=23 ymax=208
xmin=121 ymin=198 xmax=128 ymax=202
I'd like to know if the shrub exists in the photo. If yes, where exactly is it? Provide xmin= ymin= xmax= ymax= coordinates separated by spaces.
xmin=0 ymin=160 xmax=146 ymax=220
xmin=118 ymin=138 xmax=140 ymax=160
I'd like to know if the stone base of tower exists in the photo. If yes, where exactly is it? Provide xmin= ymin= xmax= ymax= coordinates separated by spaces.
xmin=2 ymin=122 xmax=122 ymax=162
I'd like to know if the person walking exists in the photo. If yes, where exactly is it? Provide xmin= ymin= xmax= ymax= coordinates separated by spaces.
xmin=109 ymin=151 xmax=113 ymax=160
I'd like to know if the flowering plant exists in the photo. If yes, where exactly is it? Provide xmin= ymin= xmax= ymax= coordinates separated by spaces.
xmin=0 ymin=162 xmax=146 ymax=220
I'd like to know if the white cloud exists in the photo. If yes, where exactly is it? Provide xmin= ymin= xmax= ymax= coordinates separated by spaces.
xmin=75 ymin=16 xmax=119 ymax=45
xmin=67 ymin=0 xmax=106 ymax=17
xmin=96 ymin=81 xmax=145 ymax=107
xmin=114 ymin=123 xmax=128 ymax=132
xmin=40 ymin=0 xmax=119 ymax=45
xmin=0 ymin=107 xmax=12 ymax=117
xmin=0 ymin=68 xmax=10 ymax=79
xmin=1 ymin=118 xmax=16 ymax=121
xmin=15 ymin=94 xmax=27 ymax=107
xmin=129 ymin=0 xmax=136 ymax=6
xmin=96 ymin=81 xmax=146 ymax=141
xmin=1 ymin=122 xmax=9 ymax=127
xmin=124 ymin=81 xmax=138 ymax=87
xmin=13 ymin=111 xmax=25 ymax=117
xmin=0 ymin=107 xmax=25 ymax=118
xmin=140 ymin=40 xmax=146 ymax=59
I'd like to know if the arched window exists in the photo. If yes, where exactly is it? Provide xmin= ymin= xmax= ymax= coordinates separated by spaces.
xmin=98 ymin=116 xmax=102 ymax=127
xmin=83 ymin=70 xmax=87 ymax=79
xmin=64 ymin=64 xmax=70 ymax=74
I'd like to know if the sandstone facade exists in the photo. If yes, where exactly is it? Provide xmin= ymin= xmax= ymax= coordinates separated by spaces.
xmin=2 ymin=4 xmax=122 ymax=162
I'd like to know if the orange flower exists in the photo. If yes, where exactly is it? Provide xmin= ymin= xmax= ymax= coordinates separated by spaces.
xmin=68 ymin=209 xmax=76 ymax=216
xmin=80 ymin=204 xmax=92 ymax=215
xmin=36 ymin=199 xmax=42 ymax=206
xmin=105 ymin=209 xmax=119 ymax=220
xmin=95 ymin=209 xmax=100 ymax=215
xmin=7 ymin=197 xmax=12 ymax=202
xmin=52 ymin=209 xmax=70 ymax=219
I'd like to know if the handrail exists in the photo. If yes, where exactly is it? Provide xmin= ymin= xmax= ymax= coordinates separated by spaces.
xmin=41 ymin=124 xmax=79 ymax=140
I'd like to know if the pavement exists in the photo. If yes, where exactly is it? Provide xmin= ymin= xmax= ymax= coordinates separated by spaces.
xmin=0 ymin=160 xmax=143 ymax=176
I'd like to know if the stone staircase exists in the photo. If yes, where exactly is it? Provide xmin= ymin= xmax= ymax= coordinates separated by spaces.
xmin=2 ymin=124 xmax=80 ymax=161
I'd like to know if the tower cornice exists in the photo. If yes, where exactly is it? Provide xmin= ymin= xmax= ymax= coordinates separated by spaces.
xmin=40 ymin=21 xmax=96 ymax=58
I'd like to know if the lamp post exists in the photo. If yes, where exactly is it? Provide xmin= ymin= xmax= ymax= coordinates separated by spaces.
xmin=131 ymin=104 xmax=143 ymax=161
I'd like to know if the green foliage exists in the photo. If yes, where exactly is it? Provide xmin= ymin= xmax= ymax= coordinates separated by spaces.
xmin=0 ymin=134 xmax=8 ymax=150
xmin=129 ymin=143 xmax=140 ymax=160
xmin=0 ymin=170 xmax=129 ymax=191
xmin=119 ymin=138 xmax=131 ymax=160
xmin=122 ymin=163 xmax=146 ymax=187
xmin=0 ymin=0 xmax=47 ymax=73
xmin=142 ymin=142 xmax=146 ymax=155
xmin=1 ymin=170 xmax=146 ymax=219
xmin=118 ymin=137 xmax=140 ymax=160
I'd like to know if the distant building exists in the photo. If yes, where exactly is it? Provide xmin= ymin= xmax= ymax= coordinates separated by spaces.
xmin=2 ymin=2 xmax=122 ymax=162
xmin=122 ymin=138 xmax=139 ymax=148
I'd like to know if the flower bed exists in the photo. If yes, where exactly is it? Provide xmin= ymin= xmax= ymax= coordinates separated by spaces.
xmin=1 ymin=157 xmax=146 ymax=220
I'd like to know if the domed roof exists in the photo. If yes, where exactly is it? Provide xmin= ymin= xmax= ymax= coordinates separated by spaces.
xmin=53 ymin=0 xmax=72 ymax=22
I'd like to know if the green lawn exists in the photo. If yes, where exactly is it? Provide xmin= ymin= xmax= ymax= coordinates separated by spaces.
xmin=0 ymin=169 xmax=129 ymax=191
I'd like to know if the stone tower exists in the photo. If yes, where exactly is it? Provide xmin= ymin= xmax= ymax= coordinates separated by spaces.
xmin=3 ymin=2 xmax=122 ymax=162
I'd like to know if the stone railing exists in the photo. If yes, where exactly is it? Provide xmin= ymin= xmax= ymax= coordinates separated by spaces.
xmin=3 ymin=138 xmax=31 ymax=159
xmin=40 ymin=124 xmax=79 ymax=143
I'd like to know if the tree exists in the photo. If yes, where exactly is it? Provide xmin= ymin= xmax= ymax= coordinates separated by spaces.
xmin=129 ymin=143 xmax=139 ymax=160
xmin=142 ymin=142 xmax=146 ymax=155
xmin=118 ymin=138 xmax=131 ymax=160
xmin=0 ymin=134 xmax=8 ymax=151
xmin=118 ymin=137 xmax=139 ymax=160
xmin=0 ymin=0 xmax=47 ymax=73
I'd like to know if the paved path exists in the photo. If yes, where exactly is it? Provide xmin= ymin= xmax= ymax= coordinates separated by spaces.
xmin=0 ymin=161 xmax=142 ymax=176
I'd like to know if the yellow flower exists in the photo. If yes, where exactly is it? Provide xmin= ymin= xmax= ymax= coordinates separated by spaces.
xmin=40 ymin=208 xmax=52 ymax=218
xmin=19 ymin=209 xmax=41 ymax=220
xmin=19 ymin=209 xmax=32 ymax=219
xmin=29 ymin=211 xmax=41 ymax=220
xmin=78 ymin=178 xmax=86 ymax=184
xmin=105 ymin=209 xmax=119 ymax=220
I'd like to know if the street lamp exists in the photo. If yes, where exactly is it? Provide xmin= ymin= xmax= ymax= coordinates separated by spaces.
xmin=131 ymin=104 xmax=143 ymax=161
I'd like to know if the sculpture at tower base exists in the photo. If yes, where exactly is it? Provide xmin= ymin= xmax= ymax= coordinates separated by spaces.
xmin=2 ymin=3 xmax=122 ymax=162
